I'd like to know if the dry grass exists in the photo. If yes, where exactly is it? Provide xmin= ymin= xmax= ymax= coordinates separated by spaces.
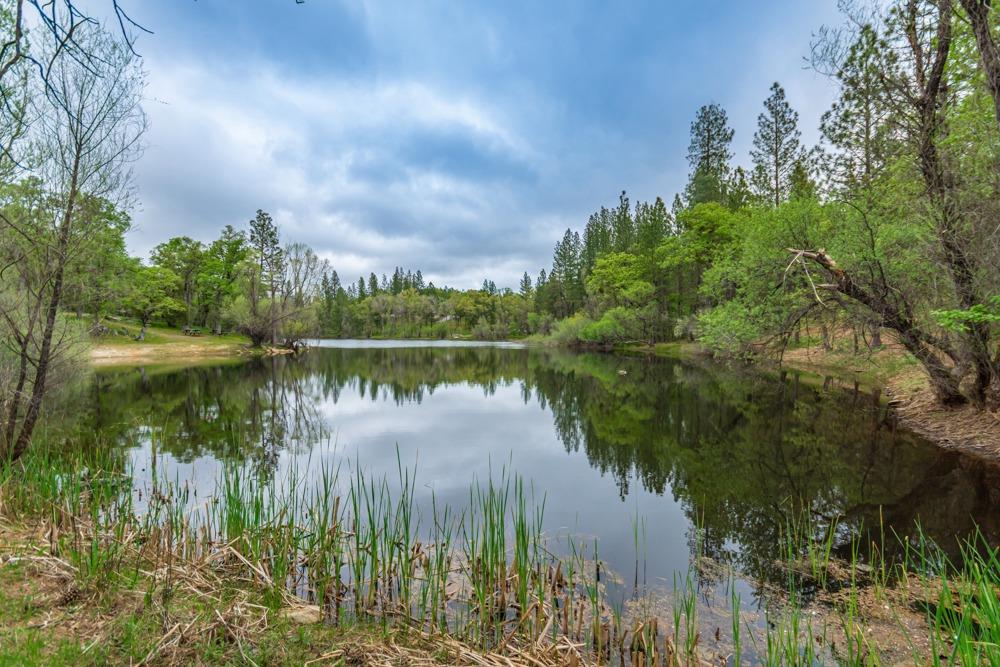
xmin=0 ymin=521 xmax=582 ymax=666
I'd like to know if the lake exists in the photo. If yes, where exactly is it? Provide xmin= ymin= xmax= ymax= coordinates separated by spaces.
xmin=70 ymin=341 xmax=1000 ymax=609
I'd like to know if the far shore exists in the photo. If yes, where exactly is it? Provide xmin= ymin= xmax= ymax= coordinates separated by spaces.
xmin=89 ymin=327 xmax=1000 ymax=462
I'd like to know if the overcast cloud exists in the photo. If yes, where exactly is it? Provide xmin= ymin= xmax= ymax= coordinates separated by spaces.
xmin=122 ymin=0 xmax=843 ymax=289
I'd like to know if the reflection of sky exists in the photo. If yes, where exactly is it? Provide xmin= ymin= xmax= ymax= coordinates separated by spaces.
xmin=128 ymin=377 xmax=694 ymax=594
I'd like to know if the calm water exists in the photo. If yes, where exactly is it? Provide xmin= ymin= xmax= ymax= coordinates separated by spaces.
xmin=72 ymin=342 xmax=1000 ymax=600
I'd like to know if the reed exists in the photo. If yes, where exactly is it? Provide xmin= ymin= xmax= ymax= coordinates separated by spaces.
xmin=3 ymin=444 xmax=1000 ymax=666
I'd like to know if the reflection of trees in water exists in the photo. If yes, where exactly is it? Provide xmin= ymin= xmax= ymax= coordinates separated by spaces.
xmin=529 ymin=352 xmax=1000 ymax=585
xmin=76 ymin=347 xmax=1000 ymax=584
xmin=83 ymin=358 xmax=326 ymax=473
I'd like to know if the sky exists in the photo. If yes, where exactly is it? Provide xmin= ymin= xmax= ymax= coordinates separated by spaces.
xmin=119 ymin=0 xmax=844 ymax=290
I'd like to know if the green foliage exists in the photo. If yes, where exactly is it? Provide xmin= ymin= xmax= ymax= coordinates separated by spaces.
xmin=124 ymin=264 xmax=185 ymax=328
xmin=932 ymin=297 xmax=1000 ymax=332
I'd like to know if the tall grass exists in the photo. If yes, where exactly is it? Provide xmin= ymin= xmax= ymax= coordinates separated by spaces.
xmin=3 ymin=445 xmax=999 ymax=665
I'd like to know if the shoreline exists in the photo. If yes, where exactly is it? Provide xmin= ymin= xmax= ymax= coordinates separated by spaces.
xmin=89 ymin=341 xmax=249 ymax=366
xmin=627 ymin=338 xmax=1000 ymax=464
xmin=88 ymin=332 xmax=1000 ymax=462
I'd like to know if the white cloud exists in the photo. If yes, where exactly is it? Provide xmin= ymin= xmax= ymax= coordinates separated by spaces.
xmin=130 ymin=56 xmax=541 ymax=287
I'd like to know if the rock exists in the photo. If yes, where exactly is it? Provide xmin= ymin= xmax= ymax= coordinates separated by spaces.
xmin=281 ymin=604 xmax=323 ymax=624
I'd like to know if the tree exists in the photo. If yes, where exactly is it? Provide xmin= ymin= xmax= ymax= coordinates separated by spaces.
xmin=125 ymin=264 xmax=184 ymax=339
xmin=818 ymin=25 xmax=892 ymax=199
xmin=551 ymin=229 xmax=583 ymax=317
xmin=959 ymin=0 xmax=1000 ymax=126
xmin=277 ymin=242 xmax=324 ymax=348
xmin=751 ymin=82 xmax=804 ymax=206
xmin=151 ymin=236 xmax=204 ymax=326
xmin=725 ymin=167 xmax=752 ymax=211
xmin=685 ymin=103 xmax=734 ymax=205
xmin=60 ymin=195 xmax=132 ymax=330
xmin=610 ymin=191 xmax=634 ymax=252
xmin=791 ymin=0 xmax=1000 ymax=407
xmin=242 ymin=209 xmax=284 ymax=346
xmin=518 ymin=271 xmax=533 ymax=298
xmin=0 ymin=20 xmax=145 ymax=461
xmin=200 ymin=225 xmax=247 ymax=334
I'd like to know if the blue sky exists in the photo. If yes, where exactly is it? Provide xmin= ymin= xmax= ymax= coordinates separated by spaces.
xmin=123 ymin=0 xmax=843 ymax=289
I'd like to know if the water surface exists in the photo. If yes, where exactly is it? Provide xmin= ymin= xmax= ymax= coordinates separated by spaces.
xmin=76 ymin=342 xmax=1000 ymax=599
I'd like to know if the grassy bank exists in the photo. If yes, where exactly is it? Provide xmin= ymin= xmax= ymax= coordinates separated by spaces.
xmin=88 ymin=322 xmax=253 ymax=366
xmin=1 ymin=446 xmax=998 ymax=665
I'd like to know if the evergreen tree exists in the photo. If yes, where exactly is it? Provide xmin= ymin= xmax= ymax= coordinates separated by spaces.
xmin=368 ymin=272 xmax=379 ymax=296
xmin=684 ymin=103 xmax=734 ymax=205
xmin=552 ymin=229 xmax=583 ymax=317
xmin=751 ymin=82 xmax=804 ymax=206
xmin=725 ymin=166 xmax=752 ymax=211
xmin=634 ymin=197 xmax=670 ymax=256
xmin=610 ymin=191 xmax=634 ymax=252
xmin=671 ymin=194 xmax=685 ymax=217
xmin=819 ymin=25 xmax=891 ymax=200
xmin=582 ymin=207 xmax=613 ymax=274
xmin=788 ymin=159 xmax=817 ymax=200
xmin=519 ymin=271 xmax=534 ymax=298
xmin=247 ymin=209 xmax=284 ymax=344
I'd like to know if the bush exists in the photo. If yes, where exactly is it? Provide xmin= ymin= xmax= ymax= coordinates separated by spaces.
xmin=546 ymin=313 xmax=594 ymax=346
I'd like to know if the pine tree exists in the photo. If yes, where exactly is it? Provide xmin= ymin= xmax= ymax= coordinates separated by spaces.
xmin=248 ymin=209 xmax=283 ymax=344
xmin=671 ymin=194 xmax=685 ymax=217
xmin=725 ymin=166 xmax=752 ymax=211
xmin=519 ymin=271 xmax=533 ymax=298
xmin=685 ymin=103 xmax=734 ymax=205
xmin=635 ymin=197 xmax=670 ymax=256
xmin=789 ymin=159 xmax=817 ymax=200
xmin=552 ymin=229 xmax=583 ymax=317
xmin=582 ymin=207 xmax=613 ymax=275
xmin=819 ymin=25 xmax=890 ymax=201
xmin=368 ymin=273 xmax=379 ymax=296
xmin=610 ymin=191 xmax=634 ymax=252
xmin=751 ymin=82 xmax=804 ymax=206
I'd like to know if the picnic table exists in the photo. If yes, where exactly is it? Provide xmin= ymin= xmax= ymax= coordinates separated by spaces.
xmin=181 ymin=326 xmax=203 ymax=337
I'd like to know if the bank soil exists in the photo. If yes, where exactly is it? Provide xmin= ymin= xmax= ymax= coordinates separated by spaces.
xmin=89 ymin=342 xmax=245 ymax=365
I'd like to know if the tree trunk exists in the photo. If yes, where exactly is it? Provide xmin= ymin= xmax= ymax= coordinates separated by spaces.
xmin=960 ymin=0 xmax=1000 ymax=128
xmin=790 ymin=247 xmax=966 ymax=405
xmin=870 ymin=325 xmax=882 ymax=350
xmin=10 ymin=156 xmax=79 ymax=461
